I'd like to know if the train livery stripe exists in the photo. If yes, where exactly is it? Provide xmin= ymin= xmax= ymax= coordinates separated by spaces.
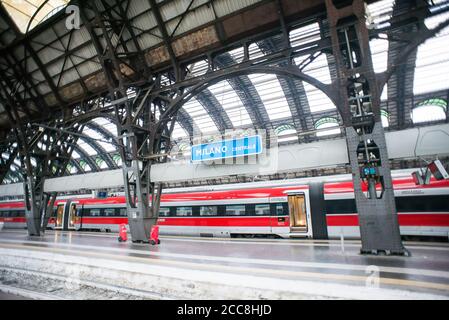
xmin=324 ymin=178 xmax=449 ymax=194
xmin=0 ymin=218 xmax=26 ymax=223
xmin=326 ymin=213 xmax=449 ymax=227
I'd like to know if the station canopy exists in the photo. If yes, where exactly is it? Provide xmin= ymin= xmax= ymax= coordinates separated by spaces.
xmin=0 ymin=0 xmax=448 ymax=183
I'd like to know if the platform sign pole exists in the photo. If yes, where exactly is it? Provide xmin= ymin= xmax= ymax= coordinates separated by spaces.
xmin=325 ymin=0 xmax=407 ymax=255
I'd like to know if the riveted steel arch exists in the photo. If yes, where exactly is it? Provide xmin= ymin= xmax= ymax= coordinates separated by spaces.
xmin=158 ymin=65 xmax=337 ymax=129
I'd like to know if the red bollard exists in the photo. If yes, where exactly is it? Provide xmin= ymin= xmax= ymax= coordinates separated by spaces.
xmin=118 ymin=223 xmax=128 ymax=242
xmin=149 ymin=225 xmax=160 ymax=245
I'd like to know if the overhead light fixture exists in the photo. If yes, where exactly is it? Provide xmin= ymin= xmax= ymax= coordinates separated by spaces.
xmin=412 ymin=159 xmax=448 ymax=185
xmin=428 ymin=159 xmax=449 ymax=180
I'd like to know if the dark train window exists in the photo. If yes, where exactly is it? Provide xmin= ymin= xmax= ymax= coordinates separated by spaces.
xmin=200 ymin=206 xmax=218 ymax=216
xmin=0 ymin=211 xmax=7 ymax=217
xmin=103 ymin=208 xmax=116 ymax=217
xmin=19 ymin=211 xmax=25 ymax=217
xmin=225 ymin=205 xmax=246 ymax=216
xmin=89 ymin=209 xmax=101 ymax=217
xmin=396 ymin=195 xmax=449 ymax=212
xmin=159 ymin=207 xmax=170 ymax=217
xmin=176 ymin=207 xmax=192 ymax=217
xmin=255 ymin=204 xmax=270 ymax=216
xmin=271 ymin=203 xmax=288 ymax=216
xmin=325 ymin=199 xmax=357 ymax=214
xmin=119 ymin=208 xmax=127 ymax=216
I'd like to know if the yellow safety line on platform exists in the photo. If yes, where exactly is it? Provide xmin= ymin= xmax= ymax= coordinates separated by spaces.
xmin=1 ymin=243 xmax=448 ymax=293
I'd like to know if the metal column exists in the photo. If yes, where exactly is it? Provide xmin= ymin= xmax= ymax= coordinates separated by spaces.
xmin=325 ymin=0 xmax=408 ymax=255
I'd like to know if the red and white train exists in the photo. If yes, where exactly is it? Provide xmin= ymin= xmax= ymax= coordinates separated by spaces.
xmin=0 ymin=170 xmax=448 ymax=239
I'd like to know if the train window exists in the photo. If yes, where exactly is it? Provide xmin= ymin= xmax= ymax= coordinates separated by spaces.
xmin=272 ymin=203 xmax=288 ymax=216
xmin=159 ymin=208 xmax=170 ymax=217
xmin=0 ymin=211 xmax=7 ymax=217
xmin=396 ymin=195 xmax=449 ymax=212
xmin=225 ymin=205 xmax=246 ymax=216
xmin=255 ymin=204 xmax=270 ymax=216
xmin=19 ymin=211 xmax=25 ymax=217
xmin=200 ymin=206 xmax=218 ymax=216
xmin=90 ymin=209 xmax=101 ymax=217
xmin=325 ymin=199 xmax=357 ymax=214
xmin=103 ymin=208 xmax=115 ymax=217
xmin=119 ymin=208 xmax=127 ymax=217
xmin=176 ymin=207 xmax=192 ymax=216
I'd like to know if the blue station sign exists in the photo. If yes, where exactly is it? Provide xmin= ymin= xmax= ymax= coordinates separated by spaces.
xmin=191 ymin=135 xmax=263 ymax=162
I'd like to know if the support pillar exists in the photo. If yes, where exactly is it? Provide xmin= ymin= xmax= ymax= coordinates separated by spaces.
xmin=115 ymin=87 xmax=172 ymax=243
xmin=325 ymin=0 xmax=408 ymax=255
xmin=17 ymin=123 xmax=83 ymax=236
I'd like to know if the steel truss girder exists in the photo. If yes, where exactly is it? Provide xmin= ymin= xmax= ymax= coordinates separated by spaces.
xmin=116 ymin=90 xmax=174 ymax=243
xmin=386 ymin=0 xmax=422 ymax=129
xmin=0 ymin=130 xmax=18 ymax=185
xmin=13 ymin=120 xmax=85 ymax=236
xmin=80 ymin=1 xmax=175 ymax=242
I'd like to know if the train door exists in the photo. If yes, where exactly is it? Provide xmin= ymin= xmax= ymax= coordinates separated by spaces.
xmin=55 ymin=200 xmax=77 ymax=231
xmin=66 ymin=202 xmax=78 ymax=230
xmin=288 ymin=194 xmax=308 ymax=233
xmin=55 ymin=204 xmax=65 ymax=229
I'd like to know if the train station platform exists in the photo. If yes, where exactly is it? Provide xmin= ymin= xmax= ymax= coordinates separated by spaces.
xmin=0 ymin=229 xmax=448 ymax=300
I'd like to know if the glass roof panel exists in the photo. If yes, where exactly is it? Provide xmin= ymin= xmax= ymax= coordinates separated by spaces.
xmin=83 ymin=127 xmax=102 ymax=140
xmin=302 ymin=82 xmax=336 ymax=113
xmin=249 ymin=43 xmax=264 ymax=60
xmin=77 ymin=139 xmax=97 ymax=156
xmin=366 ymin=0 xmax=394 ymax=28
xmin=370 ymin=38 xmax=389 ymax=73
xmin=414 ymin=12 xmax=449 ymax=95
xmin=381 ymin=109 xmax=390 ymax=127
xmin=248 ymin=73 xmax=292 ymax=121
xmin=208 ymin=81 xmax=252 ymax=127
xmin=183 ymin=98 xmax=219 ymax=134
xmin=228 ymin=47 xmax=244 ymax=63
xmin=289 ymin=22 xmax=320 ymax=48
xmin=412 ymin=99 xmax=447 ymax=123
xmin=294 ymin=54 xmax=335 ymax=113
xmin=186 ymin=60 xmax=209 ymax=78
xmin=172 ymin=122 xmax=188 ymax=139
xmin=83 ymin=127 xmax=116 ymax=152
xmin=2 ymin=0 xmax=69 ymax=33
xmin=315 ymin=118 xmax=341 ymax=137
xmin=92 ymin=118 xmax=117 ymax=137
xmin=412 ymin=105 xmax=446 ymax=123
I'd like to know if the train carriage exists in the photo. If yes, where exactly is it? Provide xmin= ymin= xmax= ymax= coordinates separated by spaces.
xmin=1 ymin=172 xmax=448 ymax=240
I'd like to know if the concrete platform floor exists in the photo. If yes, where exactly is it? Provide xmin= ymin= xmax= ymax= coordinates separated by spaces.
xmin=0 ymin=229 xmax=448 ymax=299
xmin=0 ymin=292 xmax=29 ymax=300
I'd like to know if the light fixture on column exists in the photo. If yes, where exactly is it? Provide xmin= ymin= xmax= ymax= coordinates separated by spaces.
xmin=412 ymin=159 xmax=449 ymax=185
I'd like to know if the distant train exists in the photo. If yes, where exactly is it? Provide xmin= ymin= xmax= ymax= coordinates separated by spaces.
xmin=0 ymin=170 xmax=448 ymax=239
